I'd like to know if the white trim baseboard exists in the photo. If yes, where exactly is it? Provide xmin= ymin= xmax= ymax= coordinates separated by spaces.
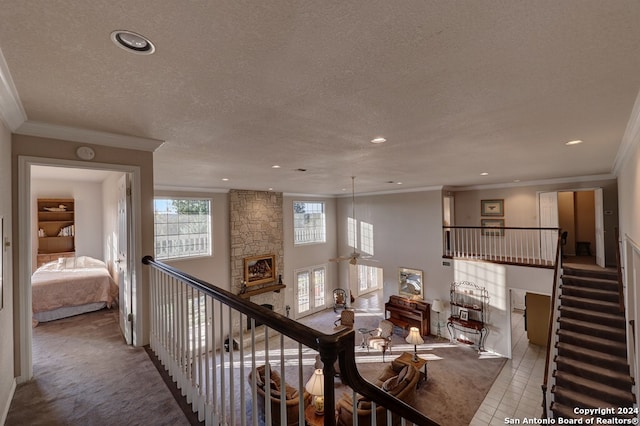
xmin=0 ymin=378 xmax=17 ymax=425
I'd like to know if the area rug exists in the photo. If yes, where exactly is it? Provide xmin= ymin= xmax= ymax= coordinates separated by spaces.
xmin=347 ymin=342 xmax=506 ymax=425
xmin=296 ymin=303 xmax=507 ymax=425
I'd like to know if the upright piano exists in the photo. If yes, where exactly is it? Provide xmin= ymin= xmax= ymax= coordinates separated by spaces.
xmin=384 ymin=295 xmax=430 ymax=336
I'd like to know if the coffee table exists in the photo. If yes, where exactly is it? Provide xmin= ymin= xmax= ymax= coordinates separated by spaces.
xmin=394 ymin=351 xmax=428 ymax=387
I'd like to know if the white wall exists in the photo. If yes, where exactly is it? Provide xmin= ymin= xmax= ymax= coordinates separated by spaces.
xmin=152 ymin=191 xmax=231 ymax=292
xmin=336 ymin=189 xmax=451 ymax=304
xmin=31 ymin=178 xmax=106 ymax=264
xmin=616 ymin=114 xmax=640 ymax=400
xmin=453 ymin=260 xmax=553 ymax=356
xmin=283 ymin=195 xmax=338 ymax=318
xmin=452 ymin=178 xmax=619 ymax=266
xmin=0 ymin=120 xmax=14 ymax=424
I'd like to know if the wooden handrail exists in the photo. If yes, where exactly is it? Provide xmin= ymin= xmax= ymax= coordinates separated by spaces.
xmin=615 ymin=228 xmax=625 ymax=313
xmin=444 ymin=226 xmax=560 ymax=231
xmin=541 ymin=231 xmax=562 ymax=418
xmin=142 ymin=256 xmax=435 ymax=426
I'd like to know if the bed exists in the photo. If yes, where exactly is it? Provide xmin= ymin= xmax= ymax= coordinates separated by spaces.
xmin=32 ymin=256 xmax=118 ymax=324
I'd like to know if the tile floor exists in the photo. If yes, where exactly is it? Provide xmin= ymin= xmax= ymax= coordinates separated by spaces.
xmin=470 ymin=309 xmax=547 ymax=425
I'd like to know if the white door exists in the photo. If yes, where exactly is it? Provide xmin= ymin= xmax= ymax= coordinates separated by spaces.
xmin=538 ymin=192 xmax=559 ymax=262
xmin=594 ymin=188 xmax=605 ymax=267
xmin=118 ymin=174 xmax=133 ymax=344
xmin=295 ymin=266 xmax=326 ymax=317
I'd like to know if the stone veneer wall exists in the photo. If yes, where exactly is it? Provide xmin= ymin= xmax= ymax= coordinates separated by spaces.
xmin=229 ymin=190 xmax=284 ymax=315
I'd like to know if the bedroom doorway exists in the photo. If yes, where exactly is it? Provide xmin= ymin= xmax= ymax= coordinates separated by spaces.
xmin=18 ymin=156 xmax=141 ymax=383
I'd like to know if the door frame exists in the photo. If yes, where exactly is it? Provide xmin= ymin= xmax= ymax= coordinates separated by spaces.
xmin=17 ymin=155 xmax=142 ymax=383
xmin=537 ymin=188 xmax=606 ymax=267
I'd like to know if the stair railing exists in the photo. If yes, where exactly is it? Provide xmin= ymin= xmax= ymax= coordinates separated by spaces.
xmin=443 ymin=226 xmax=560 ymax=268
xmin=142 ymin=256 xmax=435 ymax=426
xmin=615 ymin=227 xmax=625 ymax=313
xmin=541 ymin=231 xmax=563 ymax=418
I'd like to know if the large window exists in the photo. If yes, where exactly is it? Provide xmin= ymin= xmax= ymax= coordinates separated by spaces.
xmin=293 ymin=201 xmax=326 ymax=245
xmin=154 ymin=198 xmax=212 ymax=260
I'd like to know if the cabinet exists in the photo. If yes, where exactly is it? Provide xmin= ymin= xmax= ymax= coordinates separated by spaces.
xmin=447 ymin=281 xmax=489 ymax=351
xmin=37 ymin=198 xmax=75 ymax=267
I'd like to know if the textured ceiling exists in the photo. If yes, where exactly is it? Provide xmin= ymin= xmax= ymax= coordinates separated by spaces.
xmin=1 ymin=1 xmax=639 ymax=194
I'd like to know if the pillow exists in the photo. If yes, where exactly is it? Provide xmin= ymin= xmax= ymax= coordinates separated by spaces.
xmin=397 ymin=365 xmax=409 ymax=383
xmin=382 ymin=375 xmax=400 ymax=392
xmin=284 ymin=386 xmax=299 ymax=400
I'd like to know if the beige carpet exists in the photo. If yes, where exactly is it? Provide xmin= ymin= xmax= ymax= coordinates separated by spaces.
xmin=6 ymin=308 xmax=190 ymax=426
xmin=297 ymin=320 xmax=506 ymax=425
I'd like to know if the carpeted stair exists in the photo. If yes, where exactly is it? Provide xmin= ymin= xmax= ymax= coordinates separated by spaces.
xmin=551 ymin=266 xmax=635 ymax=419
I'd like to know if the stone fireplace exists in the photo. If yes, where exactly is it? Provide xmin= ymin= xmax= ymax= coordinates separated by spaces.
xmin=229 ymin=190 xmax=284 ymax=336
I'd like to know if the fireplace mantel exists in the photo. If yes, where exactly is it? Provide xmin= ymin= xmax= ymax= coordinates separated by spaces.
xmin=239 ymin=283 xmax=286 ymax=299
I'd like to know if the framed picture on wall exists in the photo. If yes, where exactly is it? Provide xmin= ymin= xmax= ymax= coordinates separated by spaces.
xmin=244 ymin=254 xmax=276 ymax=286
xmin=481 ymin=199 xmax=504 ymax=216
xmin=481 ymin=218 xmax=505 ymax=236
xmin=398 ymin=267 xmax=423 ymax=298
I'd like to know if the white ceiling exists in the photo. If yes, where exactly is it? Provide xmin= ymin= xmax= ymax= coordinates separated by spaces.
xmin=1 ymin=1 xmax=639 ymax=195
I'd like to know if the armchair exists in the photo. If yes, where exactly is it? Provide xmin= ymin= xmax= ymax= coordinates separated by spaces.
xmin=248 ymin=365 xmax=311 ymax=426
xmin=367 ymin=319 xmax=394 ymax=361
xmin=333 ymin=288 xmax=347 ymax=312
xmin=333 ymin=309 xmax=355 ymax=332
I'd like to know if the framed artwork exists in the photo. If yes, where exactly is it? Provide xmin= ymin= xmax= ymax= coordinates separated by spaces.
xmin=481 ymin=218 xmax=505 ymax=236
xmin=244 ymin=254 xmax=276 ymax=287
xmin=459 ymin=308 xmax=469 ymax=321
xmin=481 ymin=199 xmax=504 ymax=216
xmin=398 ymin=267 xmax=423 ymax=298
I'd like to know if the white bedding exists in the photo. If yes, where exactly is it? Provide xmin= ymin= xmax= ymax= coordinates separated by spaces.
xmin=32 ymin=256 xmax=118 ymax=323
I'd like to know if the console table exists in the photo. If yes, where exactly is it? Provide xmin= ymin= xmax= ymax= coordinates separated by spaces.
xmin=384 ymin=295 xmax=430 ymax=336
xmin=447 ymin=281 xmax=489 ymax=351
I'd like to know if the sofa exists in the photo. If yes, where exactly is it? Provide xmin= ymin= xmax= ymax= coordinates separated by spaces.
xmin=248 ymin=365 xmax=312 ymax=426
xmin=336 ymin=360 xmax=420 ymax=426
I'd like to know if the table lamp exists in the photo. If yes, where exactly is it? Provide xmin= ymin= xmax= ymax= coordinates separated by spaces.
xmin=305 ymin=368 xmax=325 ymax=415
xmin=431 ymin=299 xmax=445 ymax=339
xmin=405 ymin=327 xmax=424 ymax=362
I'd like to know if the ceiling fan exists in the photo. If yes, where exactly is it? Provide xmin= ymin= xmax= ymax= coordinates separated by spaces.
xmin=330 ymin=176 xmax=373 ymax=265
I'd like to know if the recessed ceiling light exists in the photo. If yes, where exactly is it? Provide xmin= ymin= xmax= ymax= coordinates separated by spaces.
xmin=222 ymin=178 xmax=229 ymax=181
xmin=397 ymin=182 xmax=403 ymax=185
xmin=480 ymin=172 xmax=489 ymax=176
xmin=514 ymin=179 xmax=521 ymax=183
xmin=110 ymin=30 xmax=155 ymax=55
xmin=371 ymin=137 xmax=387 ymax=144
xmin=565 ymin=140 xmax=583 ymax=146
xmin=268 ymin=188 xmax=273 ymax=191
xmin=271 ymin=165 xmax=281 ymax=169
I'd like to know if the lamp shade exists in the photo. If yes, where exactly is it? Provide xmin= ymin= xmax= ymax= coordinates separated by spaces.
xmin=432 ymin=299 xmax=445 ymax=313
xmin=405 ymin=327 xmax=424 ymax=345
xmin=305 ymin=369 xmax=324 ymax=396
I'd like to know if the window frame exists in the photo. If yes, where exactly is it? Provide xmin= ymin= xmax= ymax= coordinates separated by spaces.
xmin=153 ymin=197 xmax=213 ymax=261
xmin=293 ymin=201 xmax=327 ymax=246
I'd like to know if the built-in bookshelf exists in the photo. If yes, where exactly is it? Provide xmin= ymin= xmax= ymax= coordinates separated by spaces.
xmin=37 ymin=198 xmax=75 ymax=267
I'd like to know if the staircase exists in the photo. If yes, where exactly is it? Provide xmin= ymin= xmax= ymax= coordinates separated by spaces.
xmin=551 ymin=265 xmax=636 ymax=419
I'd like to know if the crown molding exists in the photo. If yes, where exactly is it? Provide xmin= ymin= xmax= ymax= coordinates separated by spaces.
xmin=451 ymin=174 xmax=616 ymax=192
xmin=16 ymin=120 xmax=164 ymax=152
xmin=613 ymin=89 xmax=640 ymax=176
xmin=0 ymin=47 xmax=27 ymax=131
xmin=154 ymin=185 xmax=229 ymax=194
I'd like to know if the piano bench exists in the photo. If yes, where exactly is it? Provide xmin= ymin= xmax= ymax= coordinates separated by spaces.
xmin=387 ymin=317 xmax=409 ymax=335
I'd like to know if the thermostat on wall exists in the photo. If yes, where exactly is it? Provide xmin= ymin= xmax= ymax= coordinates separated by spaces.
xmin=76 ymin=146 xmax=95 ymax=160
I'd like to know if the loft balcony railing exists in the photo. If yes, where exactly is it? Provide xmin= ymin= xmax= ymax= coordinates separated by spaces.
xmin=443 ymin=226 xmax=561 ymax=268
xmin=142 ymin=256 xmax=435 ymax=426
